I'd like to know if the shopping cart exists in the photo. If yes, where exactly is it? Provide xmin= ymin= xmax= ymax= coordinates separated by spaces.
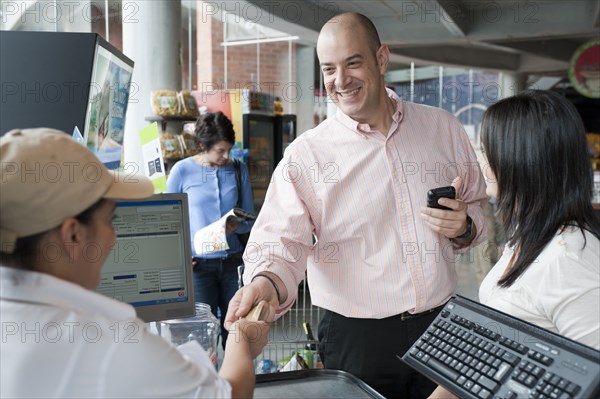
xmin=238 ymin=266 xmax=321 ymax=372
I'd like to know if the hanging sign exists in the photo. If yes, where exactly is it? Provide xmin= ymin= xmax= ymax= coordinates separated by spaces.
xmin=568 ymin=39 xmax=600 ymax=99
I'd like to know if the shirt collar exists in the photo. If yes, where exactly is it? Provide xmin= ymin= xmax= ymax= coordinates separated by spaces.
xmin=0 ymin=266 xmax=136 ymax=320
xmin=334 ymin=88 xmax=403 ymax=138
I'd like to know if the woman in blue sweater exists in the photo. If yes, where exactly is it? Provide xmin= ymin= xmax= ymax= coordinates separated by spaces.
xmin=167 ymin=111 xmax=254 ymax=348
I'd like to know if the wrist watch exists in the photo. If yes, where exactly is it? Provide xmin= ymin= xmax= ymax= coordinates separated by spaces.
xmin=454 ymin=215 xmax=473 ymax=240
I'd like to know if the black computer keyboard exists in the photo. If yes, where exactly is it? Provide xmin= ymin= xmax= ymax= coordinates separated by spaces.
xmin=400 ymin=295 xmax=600 ymax=399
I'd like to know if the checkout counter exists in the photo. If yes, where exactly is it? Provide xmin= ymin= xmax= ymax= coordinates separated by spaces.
xmin=254 ymin=369 xmax=386 ymax=399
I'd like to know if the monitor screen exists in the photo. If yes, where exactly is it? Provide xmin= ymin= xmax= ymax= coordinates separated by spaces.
xmin=83 ymin=37 xmax=134 ymax=170
xmin=97 ymin=193 xmax=195 ymax=322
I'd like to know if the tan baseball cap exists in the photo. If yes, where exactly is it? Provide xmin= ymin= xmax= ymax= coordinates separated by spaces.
xmin=1 ymin=128 xmax=154 ymax=253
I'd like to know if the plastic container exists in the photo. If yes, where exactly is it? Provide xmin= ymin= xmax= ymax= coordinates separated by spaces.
xmin=159 ymin=303 xmax=220 ymax=366
xmin=593 ymin=171 xmax=600 ymax=204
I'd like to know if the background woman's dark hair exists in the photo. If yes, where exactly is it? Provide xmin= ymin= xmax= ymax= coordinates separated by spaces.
xmin=0 ymin=199 xmax=108 ymax=271
xmin=194 ymin=111 xmax=236 ymax=152
xmin=480 ymin=89 xmax=600 ymax=288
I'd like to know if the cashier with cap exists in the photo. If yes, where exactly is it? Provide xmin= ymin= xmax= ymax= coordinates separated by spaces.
xmin=0 ymin=128 xmax=269 ymax=399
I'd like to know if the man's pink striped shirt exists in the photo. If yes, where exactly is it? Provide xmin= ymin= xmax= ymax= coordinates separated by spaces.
xmin=243 ymin=89 xmax=489 ymax=318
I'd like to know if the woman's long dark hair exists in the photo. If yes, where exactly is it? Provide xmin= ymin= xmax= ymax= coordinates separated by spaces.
xmin=480 ymin=89 xmax=600 ymax=288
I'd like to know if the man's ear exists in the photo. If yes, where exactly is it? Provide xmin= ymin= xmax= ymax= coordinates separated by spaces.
xmin=377 ymin=45 xmax=390 ymax=75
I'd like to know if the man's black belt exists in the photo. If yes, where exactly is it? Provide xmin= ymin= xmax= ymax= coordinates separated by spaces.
xmin=399 ymin=302 xmax=446 ymax=321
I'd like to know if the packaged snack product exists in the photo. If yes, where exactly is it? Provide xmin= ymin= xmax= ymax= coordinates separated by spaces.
xmin=179 ymin=91 xmax=200 ymax=118
xmin=151 ymin=90 xmax=179 ymax=116
xmin=180 ymin=132 xmax=198 ymax=158
xmin=160 ymin=132 xmax=183 ymax=159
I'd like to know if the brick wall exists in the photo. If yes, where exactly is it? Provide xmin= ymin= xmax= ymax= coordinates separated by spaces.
xmin=195 ymin=9 xmax=296 ymax=112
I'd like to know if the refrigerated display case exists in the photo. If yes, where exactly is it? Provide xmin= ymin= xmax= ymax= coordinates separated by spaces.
xmin=275 ymin=114 xmax=296 ymax=163
xmin=243 ymin=113 xmax=297 ymax=212
xmin=243 ymin=114 xmax=276 ymax=212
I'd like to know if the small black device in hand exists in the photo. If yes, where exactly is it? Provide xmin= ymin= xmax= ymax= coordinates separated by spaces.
xmin=427 ymin=186 xmax=456 ymax=210
xmin=233 ymin=207 xmax=257 ymax=221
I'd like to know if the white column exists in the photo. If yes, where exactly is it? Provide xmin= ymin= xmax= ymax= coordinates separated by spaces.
xmin=122 ymin=0 xmax=181 ymax=170
xmin=0 ymin=0 xmax=91 ymax=31
xmin=500 ymin=72 xmax=527 ymax=99
xmin=295 ymin=45 xmax=315 ymax=136
xmin=58 ymin=0 xmax=92 ymax=32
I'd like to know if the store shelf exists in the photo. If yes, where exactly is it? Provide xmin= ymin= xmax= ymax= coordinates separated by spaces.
xmin=145 ymin=115 xmax=197 ymax=131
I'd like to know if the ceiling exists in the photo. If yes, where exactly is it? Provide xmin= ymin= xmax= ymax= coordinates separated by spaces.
xmin=234 ymin=0 xmax=600 ymax=75
xmin=4 ymin=0 xmax=599 ymax=77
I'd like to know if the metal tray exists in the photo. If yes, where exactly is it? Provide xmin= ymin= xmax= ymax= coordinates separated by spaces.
xmin=254 ymin=369 xmax=386 ymax=399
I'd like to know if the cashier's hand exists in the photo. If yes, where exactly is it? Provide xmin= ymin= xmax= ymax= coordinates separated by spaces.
xmin=420 ymin=176 xmax=469 ymax=239
xmin=224 ymin=278 xmax=278 ymax=331
xmin=428 ymin=386 xmax=459 ymax=399
xmin=227 ymin=318 xmax=270 ymax=359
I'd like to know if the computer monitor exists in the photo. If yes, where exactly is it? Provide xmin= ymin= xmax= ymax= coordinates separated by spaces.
xmin=97 ymin=193 xmax=195 ymax=322
xmin=83 ymin=36 xmax=134 ymax=169
xmin=0 ymin=32 xmax=134 ymax=158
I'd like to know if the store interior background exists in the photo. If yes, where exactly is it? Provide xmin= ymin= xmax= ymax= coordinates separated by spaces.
xmin=3 ymin=0 xmax=600 ymax=366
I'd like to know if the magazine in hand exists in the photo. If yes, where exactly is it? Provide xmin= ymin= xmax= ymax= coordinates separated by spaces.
xmin=193 ymin=208 xmax=256 ymax=256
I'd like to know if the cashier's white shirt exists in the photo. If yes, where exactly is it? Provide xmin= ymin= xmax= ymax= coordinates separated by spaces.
xmin=0 ymin=266 xmax=232 ymax=398
xmin=479 ymin=227 xmax=600 ymax=350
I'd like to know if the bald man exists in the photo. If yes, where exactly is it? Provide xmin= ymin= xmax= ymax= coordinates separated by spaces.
xmin=226 ymin=12 xmax=489 ymax=398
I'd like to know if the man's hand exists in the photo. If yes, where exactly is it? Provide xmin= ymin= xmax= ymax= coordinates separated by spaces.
xmin=420 ymin=176 xmax=469 ymax=239
xmin=224 ymin=277 xmax=279 ymax=331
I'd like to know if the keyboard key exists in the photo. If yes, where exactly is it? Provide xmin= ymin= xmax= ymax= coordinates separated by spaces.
xmin=492 ymin=362 xmax=512 ymax=382
xmin=501 ymin=352 xmax=520 ymax=366
xmin=477 ymin=375 xmax=499 ymax=393
xmin=557 ymin=378 xmax=568 ymax=390
xmin=532 ymin=366 xmax=544 ymax=378
xmin=551 ymin=387 xmax=562 ymax=399
xmin=478 ymin=388 xmax=491 ymax=399
xmin=427 ymin=357 xmax=460 ymax=381
xmin=565 ymin=382 xmax=581 ymax=396
xmin=525 ymin=363 xmax=534 ymax=373
xmin=523 ymin=375 xmax=536 ymax=388
xmin=540 ymin=355 xmax=554 ymax=366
